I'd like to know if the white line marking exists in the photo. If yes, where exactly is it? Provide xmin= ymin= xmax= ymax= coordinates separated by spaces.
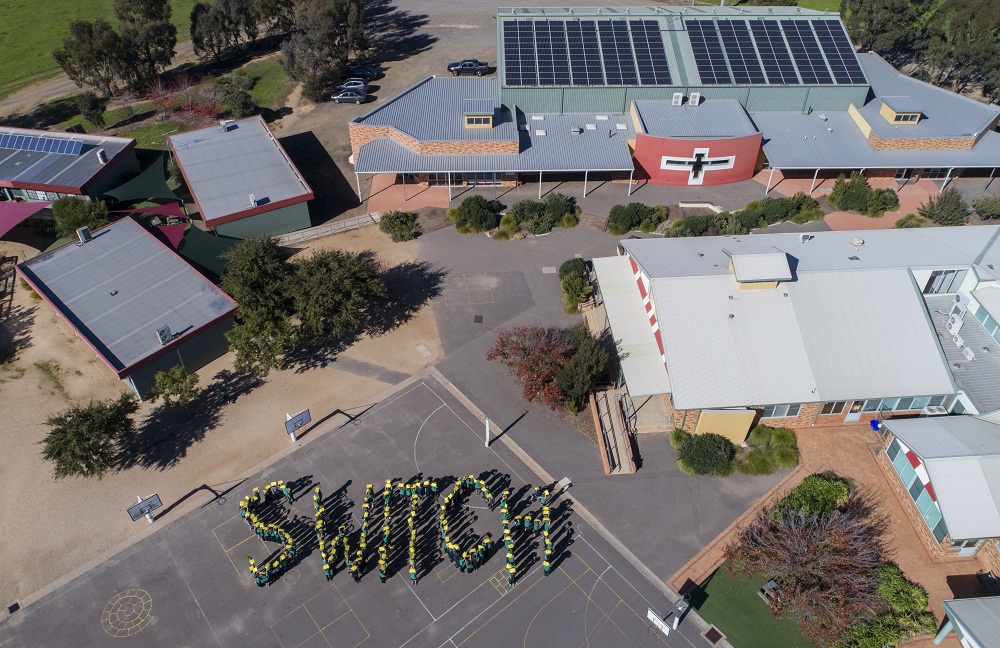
xmin=396 ymin=575 xmax=497 ymax=648
xmin=164 ymin=539 xmax=224 ymax=648
xmin=584 ymin=566 xmax=613 ymax=648
xmin=414 ymin=404 xmax=447 ymax=474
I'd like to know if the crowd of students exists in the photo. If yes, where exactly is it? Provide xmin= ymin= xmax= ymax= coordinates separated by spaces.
xmin=239 ymin=481 xmax=296 ymax=587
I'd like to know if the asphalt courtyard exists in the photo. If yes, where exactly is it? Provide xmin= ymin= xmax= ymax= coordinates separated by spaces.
xmin=0 ymin=377 xmax=700 ymax=648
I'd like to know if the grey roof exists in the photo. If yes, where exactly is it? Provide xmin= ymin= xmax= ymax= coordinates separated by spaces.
xmin=464 ymin=99 xmax=495 ymax=115
xmin=753 ymin=110 xmax=1000 ymax=169
xmin=168 ymin=116 xmax=312 ymax=224
xmin=353 ymin=78 xmax=516 ymax=143
xmin=942 ymin=597 xmax=1000 ymax=648
xmin=621 ymin=227 xmax=1000 ymax=280
xmin=633 ymin=99 xmax=757 ymax=139
xmin=880 ymin=96 xmax=923 ymax=113
xmin=651 ymin=267 xmax=954 ymax=409
xmin=591 ymin=255 xmax=670 ymax=397
xmin=885 ymin=416 xmax=1000 ymax=540
xmin=355 ymin=112 xmax=636 ymax=174
xmin=730 ymin=251 xmax=791 ymax=282
xmin=974 ymin=284 xmax=1000 ymax=319
xmin=926 ymin=293 xmax=1000 ymax=413
xmin=0 ymin=126 xmax=134 ymax=192
xmin=17 ymin=218 xmax=236 ymax=375
xmin=860 ymin=54 xmax=1000 ymax=140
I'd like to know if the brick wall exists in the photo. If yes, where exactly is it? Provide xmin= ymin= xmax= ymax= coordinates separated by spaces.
xmin=979 ymin=541 xmax=1000 ymax=575
xmin=866 ymin=131 xmax=976 ymax=151
xmin=349 ymin=123 xmax=519 ymax=159
xmin=663 ymin=400 xmax=924 ymax=434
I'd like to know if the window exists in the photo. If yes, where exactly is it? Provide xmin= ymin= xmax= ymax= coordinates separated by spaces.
xmin=761 ymin=403 xmax=802 ymax=418
xmin=896 ymin=397 xmax=915 ymax=411
xmin=932 ymin=519 xmax=948 ymax=543
xmin=909 ymin=478 xmax=925 ymax=501
xmin=863 ymin=399 xmax=880 ymax=412
xmin=886 ymin=438 xmax=901 ymax=461
xmin=465 ymin=116 xmax=490 ymax=126
xmin=928 ymin=395 xmax=946 ymax=407
xmin=911 ymin=396 xmax=930 ymax=410
xmin=893 ymin=113 xmax=919 ymax=123
xmin=923 ymin=168 xmax=948 ymax=180
xmin=821 ymin=401 xmax=847 ymax=415
xmin=923 ymin=269 xmax=968 ymax=294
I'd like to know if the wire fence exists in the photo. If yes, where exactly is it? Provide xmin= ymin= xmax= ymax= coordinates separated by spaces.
xmin=276 ymin=213 xmax=382 ymax=246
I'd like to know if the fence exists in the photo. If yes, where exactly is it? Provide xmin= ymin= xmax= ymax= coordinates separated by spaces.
xmin=276 ymin=213 xmax=381 ymax=246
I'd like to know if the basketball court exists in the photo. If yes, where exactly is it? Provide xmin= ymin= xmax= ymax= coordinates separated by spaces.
xmin=0 ymin=378 xmax=690 ymax=648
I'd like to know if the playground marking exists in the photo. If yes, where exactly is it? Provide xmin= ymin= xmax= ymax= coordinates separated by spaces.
xmin=100 ymin=588 xmax=153 ymax=638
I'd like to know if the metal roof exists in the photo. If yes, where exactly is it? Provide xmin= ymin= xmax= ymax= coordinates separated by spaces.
xmin=17 ymin=217 xmax=236 ymax=376
xmin=926 ymin=293 xmax=1000 ymax=413
xmin=168 ymin=116 xmax=312 ymax=224
xmin=633 ymin=99 xmax=757 ymax=138
xmin=464 ymin=99 xmax=495 ymax=115
xmin=753 ymin=110 xmax=1000 ymax=169
xmin=621 ymin=227 xmax=1000 ymax=280
xmin=355 ymin=111 xmax=635 ymax=174
xmin=591 ymin=255 xmax=671 ymax=397
xmin=886 ymin=416 xmax=1000 ymax=540
xmin=942 ymin=597 xmax=1000 ymax=648
xmin=0 ymin=126 xmax=134 ymax=193
xmin=880 ymin=96 xmax=923 ymax=113
xmin=974 ymin=284 xmax=1000 ymax=320
xmin=730 ymin=251 xmax=791 ymax=282
xmin=353 ymin=78 xmax=516 ymax=143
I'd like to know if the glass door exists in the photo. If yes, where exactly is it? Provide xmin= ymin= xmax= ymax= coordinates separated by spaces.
xmin=950 ymin=539 xmax=981 ymax=556
xmin=894 ymin=168 xmax=912 ymax=183
xmin=845 ymin=401 xmax=863 ymax=422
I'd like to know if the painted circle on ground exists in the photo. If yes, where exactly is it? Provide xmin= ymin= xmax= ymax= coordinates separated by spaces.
xmin=101 ymin=588 xmax=153 ymax=638
xmin=282 ymin=568 xmax=301 ymax=585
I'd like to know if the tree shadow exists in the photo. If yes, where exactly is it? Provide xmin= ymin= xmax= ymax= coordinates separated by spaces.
xmin=364 ymin=0 xmax=437 ymax=65
xmin=118 ymin=368 xmax=264 ymax=471
xmin=0 ymin=95 xmax=81 ymax=129
xmin=0 ymin=303 xmax=35 ymax=363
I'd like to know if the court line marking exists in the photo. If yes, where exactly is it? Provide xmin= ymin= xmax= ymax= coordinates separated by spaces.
xmin=520 ymin=572 xmax=579 ymax=648
xmin=583 ymin=565 xmax=613 ymax=648
xmin=396 ymin=573 xmax=503 ymax=648
xmin=162 ymin=538 xmax=224 ymax=648
xmin=414 ymin=403 xmax=447 ymax=474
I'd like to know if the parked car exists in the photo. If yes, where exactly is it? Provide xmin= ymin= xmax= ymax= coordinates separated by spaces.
xmin=447 ymin=59 xmax=489 ymax=76
xmin=337 ymin=78 xmax=369 ymax=92
xmin=350 ymin=65 xmax=381 ymax=80
xmin=332 ymin=90 xmax=367 ymax=104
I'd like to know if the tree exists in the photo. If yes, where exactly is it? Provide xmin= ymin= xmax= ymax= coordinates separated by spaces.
xmin=974 ymin=195 xmax=1000 ymax=220
xmin=288 ymin=250 xmax=386 ymax=341
xmin=555 ymin=329 xmax=608 ymax=413
xmin=841 ymin=0 xmax=925 ymax=65
xmin=226 ymin=309 xmax=293 ymax=376
xmin=378 ymin=210 xmax=419 ymax=241
xmin=918 ymin=186 xmax=970 ymax=225
xmin=447 ymin=195 xmax=500 ymax=233
xmin=220 ymin=236 xmax=289 ymax=317
xmin=558 ymin=257 xmax=586 ymax=282
xmin=52 ymin=19 xmax=125 ymax=97
xmin=39 ymin=393 xmax=139 ymax=479
xmin=772 ymin=472 xmax=852 ymax=519
xmin=151 ymin=365 xmax=200 ymax=412
xmin=677 ymin=433 xmax=736 ymax=475
xmin=281 ymin=0 xmax=365 ymax=96
xmin=487 ymin=325 xmax=574 ymax=409
xmin=52 ymin=197 xmax=108 ymax=238
xmin=191 ymin=3 xmax=233 ymax=62
xmin=76 ymin=92 xmax=108 ymax=129
xmin=216 ymin=71 xmax=256 ymax=118
xmin=114 ymin=0 xmax=177 ymax=83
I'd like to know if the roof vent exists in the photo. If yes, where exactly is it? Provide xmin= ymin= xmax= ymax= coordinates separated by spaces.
xmin=76 ymin=226 xmax=92 ymax=245
xmin=249 ymin=193 xmax=258 ymax=207
xmin=156 ymin=325 xmax=172 ymax=346
xmin=571 ymin=127 xmax=583 ymax=135
xmin=95 ymin=149 xmax=108 ymax=165
xmin=799 ymin=233 xmax=813 ymax=243
xmin=848 ymin=255 xmax=860 ymax=261
xmin=851 ymin=237 xmax=865 ymax=246
xmin=962 ymin=345 xmax=977 ymax=362
xmin=535 ymin=129 xmax=546 ymax=136
xmin=219 ymin=119 xmax=236 ymax=132
xmin=818 ymin=114 xmax=827 ymax=121
xmin=689 ymin=92 xmax=701 ymax=106
xmin=672 ymin=92 xmax=684 ymax=107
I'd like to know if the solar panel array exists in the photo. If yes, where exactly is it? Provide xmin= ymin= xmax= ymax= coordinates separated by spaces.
xmin=503 ymin=19 xmax=671 ymax=87
xmin=686 ymin=18 xmax=866 ymax=86
xmin=0 ymin=133 xmax=83 ymax=156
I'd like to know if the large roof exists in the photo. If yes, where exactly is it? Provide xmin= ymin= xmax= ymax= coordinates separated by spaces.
xmin=942 ymin=597 xmax=1000 ymax=648
xmin=885 ymin=416 xmax=1000 ymax=540
xmin=926 ymin=294 xmax=1000 ymax=413
xmin=0 ymin=127 xmax=135 ymax=194
xmin=168 ymin=116 xmax=313 ymax=225
xmin=633 ymin=99 xmax=757 ymax=138
xmin=17 ymin=218 xmax=237 ymax=377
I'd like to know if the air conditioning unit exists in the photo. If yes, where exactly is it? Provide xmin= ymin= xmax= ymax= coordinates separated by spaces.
xmin=156 ymin=325 xmax=172 ymax=346
xmin=95 ymin=149 xmax=107 ymax=165
xmin=954 ymin=292 xmax=970 ymax=310
xmin=672 ymin=92 xmax=684 ymax=107
xmin=689 ymin=92 xmax=701 ymax=106
xmin=921 ymin=405 xmax=948 ymax=417
xmin=963 ymin=345 xmax=977 ymax=362
xmin=76 ymin=226 xmax=92 ymax=245
xmin=947 ymin=315 xmax=964 ymax=335
xmin=952 ymin=333 xmax=965 ymax=347
xmin=950 ymin=302 xmax=968 ymax=319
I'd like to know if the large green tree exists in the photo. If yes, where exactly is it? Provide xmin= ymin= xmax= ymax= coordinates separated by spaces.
xmin=281 ymin=0 xmax=366 ymax=100
xmin=151 ymin=365 xmax=200 ymax=412
xmin=226 ymin=309 xmax=293 ymax=376
xmin=52 ymin=19 xmax=125 ymax=97
xmin=52 ymin=197 xmax=109 ymax=238
xmin=39 ymin=393 xmax=140 ymax=479
xmin=191 ymin=3 xmax=233 ymax=62
xmin=289 ymin=250 xmax=386 ymax=340
xmin=114 ymin=0 xmax=177 ymax=83
xmin=220 ymin=236 xmax=289 ymax=317
xmin=841 ymin=0 xmax=926 ymax=65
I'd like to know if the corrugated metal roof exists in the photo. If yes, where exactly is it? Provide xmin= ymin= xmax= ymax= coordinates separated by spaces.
xmin=880 ymin=96 xmax=923 ymax=113
xmin=885 ymin=416 xmax=1000 ymax=459
xmin=942 ymin=596 xmax=1000 ymax=648
xmin=353 ymin=77 xmax=516 ymax=143
xmin=0 ymin=126 xmax=134 ymax=191
xmin=730 ymin=252 xmax=791 ymax=282
xmin=621 ymin=227 xmax=1000 ymax=280
xmin=860 ymin=54 xmax=1000 ymax=140
xmin=634 ymin=99 xmax=757 ymax=138
xmin=753 ymin=110 xmax=1000 ymax=169
xmin=926 ymin=293 xmax=1000 ymax=412
xmin=168 ymin=116 xmax=311 ymax=224
xmin=499 ymin=6 xmax=830 ymax=17
xmin=591 ymin=255 xmax=671 ymax=397
xmin=974 ymin=284 xmax=1000 ymax=320
xmin=464 ymin=99 xmax=495 ymax=115
xmin=17 ymin=218 xmax=236 ymax=374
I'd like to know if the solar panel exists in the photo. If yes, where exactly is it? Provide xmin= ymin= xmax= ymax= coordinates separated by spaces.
xmin=812 ymin=20 xmax=867 ymax=84
xmin=749 ymin=20 xmax=800 ymax=85
xmin=567 ymin=20 xmax=605 ymax=86
xmin=65 ymin=140 xmax=83 ymax=156
xmin=0 ymin=133 xmax=83 ymax=155
xmin=502 ymin=20 xmax=523 ymax=86
xmin=630 ymin=20 xmax=672 ymax=85
xmin=781 ymin=20 xmax=833 ymax=84
xmin=535 ymin=20 xmax=570 ymax=86
xmin=718 ymin=20 xmax=766 ymax=84
xmin=598 ymin=21 xmax=639 ymax=85
xmin=686 ymin=20 xmax=733 ymax=85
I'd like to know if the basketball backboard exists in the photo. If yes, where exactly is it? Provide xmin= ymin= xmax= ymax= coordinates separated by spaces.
xmin=128 ymin=494 xmax=163 ymax=522
xmin=285 ymin=409 xmax=311 ymax=435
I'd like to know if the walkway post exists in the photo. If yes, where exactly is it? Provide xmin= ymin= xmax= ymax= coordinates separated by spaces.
xmin=941 ymin=167 xmax=954 ymax=193
xmin=809 ymin=168 xmax=820 ymax=194
xmin=447 ymin=172 xmax=452 ymax=202
xmin=485 ymin=418 xmax=491 ymax=447
xmin=988 ymin=167 xmax=996 ymax=192
xmin=402 ymin=172 xmax=407 ymax=200
xmin=355 ymin=173 xmax=363 ymax=204
xmin=627 ymin=168 xmax=634 ymax=196
xmin=583 ymin=170 xmax=589 ymax=197
xmin=764 ymin=167 xmax=775 ymax=195
xmin=538 ymin=170 xmax=543 ymax=200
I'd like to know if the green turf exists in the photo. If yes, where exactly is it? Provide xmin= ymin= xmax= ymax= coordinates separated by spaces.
xmin=0 ymin=0 xmax=196 ymax=101
xmin=243 ymin=58 xmax=294 ymax=111
xmin=692 ymin=564 xmax=817 ymax=648
xmin=118 ymin=122 xmax=187 ymax=150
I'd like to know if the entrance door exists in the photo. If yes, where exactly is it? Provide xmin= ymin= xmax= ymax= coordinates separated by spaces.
xmin=894 ymin=168 xmax=912 ymax=183
xmin=845 ymin=401 xmax=864 ymax=422
xmin=466 ymin=172 xmax=499 ymax=186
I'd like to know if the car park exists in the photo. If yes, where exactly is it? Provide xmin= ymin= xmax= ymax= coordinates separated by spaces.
xmin=332 ymin=90 xmax=367 ymax=104
xmin=350 ymin=65 xmax=381 ymax=80
xmin=447 ymin=59 xmax=489 ymax=76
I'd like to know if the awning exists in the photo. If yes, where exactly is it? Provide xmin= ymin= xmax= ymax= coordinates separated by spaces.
xmin=103 ymin=154 xmax=177 ymax=203
xmin=0 ymin=201 xmax=51 ymax=238
xmin=178 ymin=226 xmax=241 ymax=278
xmin=591 ymin=255 xmax=671 ymax=398
xmin=111 ymin=202 xmax=186 ymax=219
xmin=150 ymin=223 xmax=188 ymax=250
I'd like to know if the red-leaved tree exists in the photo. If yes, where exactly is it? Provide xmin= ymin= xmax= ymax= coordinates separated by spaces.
xmin=724 ymin=495 xmax=888 ymax=645
xmin=486 ymin=325 xmax=574 ymax=409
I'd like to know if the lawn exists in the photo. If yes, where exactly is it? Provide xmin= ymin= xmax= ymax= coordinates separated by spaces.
xmin=243 ymin=57 xmax=294 ymax=111
xmin=0 ymin=0 xmax=196 ymax=101
xmin=692 ymin=563 xmax=817 ymax=648
xmin=117 ymin=122 xmax=186 ymax=150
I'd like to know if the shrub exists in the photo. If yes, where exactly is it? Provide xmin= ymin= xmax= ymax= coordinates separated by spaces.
xmin=790 ymin=207 xmax=824 ymax=224
xmin=52 ymin=196 xmax=108 ymax=238
xmin=874 ymin=564 xmax=928 ymax=615
xmin=669 ymin=428 xmax=690 ymax=449
xmin=558 ymin=257 xmax=587 ymax=281
xmin=894 ymin=213 xmax=925 ymax=228
xmin=677 ymin=459 xmax=697 ymax=474
xmin=737 ymin=448 xmax=777 ymax=475
xmin=76 ymin=91 xmax=108 ymax=129
xmin=560 ymin=273 xmax=591 ymax=312
xmin=607 ymin=202 xmax=657 ymax=234
xmin=378 ymin=210 xmax=418 ymax=242
xmin=682 ymin=213 xmax=713 ymax=236
xmin=919 ymin=187 xmax=970 ymax=226
xmin=524 ymin=209 xmax=557 ymax=235
xmin=544 ymin=192 xmax=576 ymax=224
xmin=772 ymin=472 xmax=851 ymax=519
xmin=677 ymin=433 xmax=736 ymax=475
xmin=499 ymin=213 xmax=519 ymax=234
xmin=828 ymin=172 xmax=899 ymax=216
xmin=738 ymin=425 xmax=799 ymax=474
xmin=974 ymin=194 xmax=1000 ymax=220
xmin=556 ymin=211 xmax=579 ymax=228
xmin=490 ymin=228 xmax=511 ymax=240
xmin=508 ymin=199 xmax=544 ymax=224
xmin=555 ymin=328 xmax=608 ymax=412
xmin=867 ymin=188 xmax=900 ymax=216
xmin=451 ymin=195 xmax=500 ymax=233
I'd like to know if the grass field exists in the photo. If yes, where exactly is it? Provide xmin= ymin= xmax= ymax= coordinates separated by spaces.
xmin=0 ymin=0 xmax=196 ymax=101
xmin=243 ymin=57 xmax=294 ymax=110
xmin=118 ymin=122 xmax=184 ymax=150
xmin=692 ymin=564 xmax=817 ymax=648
